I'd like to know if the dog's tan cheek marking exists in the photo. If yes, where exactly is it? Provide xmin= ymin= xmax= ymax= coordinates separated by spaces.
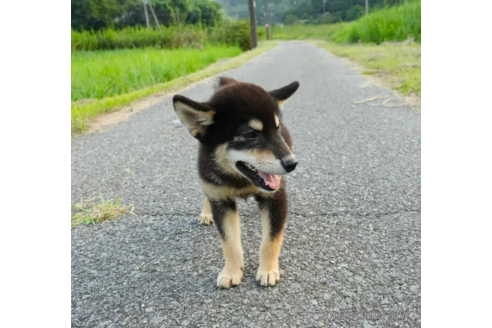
xmin=257 ymin=208 xmax=284 ymax=286
xmin=217 ymin=207 xmax=244 ymax=288
xmin=214 ymin=143 xmax=241 ymax=176
xmin=198 ymin=198 xmax=214 ymax=225
xmin=249 ymin=119 xmax=263 ymax=131
xmin=274 ymin=115 xmax=279 ymax=128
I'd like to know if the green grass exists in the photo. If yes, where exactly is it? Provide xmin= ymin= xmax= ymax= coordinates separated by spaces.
xmin=338 ymin=0 xmax=421 ymax=44
xmin=72 ymin=19 xmax=253 ymax=51
xmin=274 ymin=0 xmax=420 ymax=44
xmin=272 ymin=23 xmax=350 ymax=41
xmin=72 ymin=46 xmax=241 ymax=102
xmin=71 ymin=193 xmax=130 ymax=227
xmin=312 ymin=41 xmax=421 ymax=96
xmin=71 ymin=42 xmax=276 ymax=134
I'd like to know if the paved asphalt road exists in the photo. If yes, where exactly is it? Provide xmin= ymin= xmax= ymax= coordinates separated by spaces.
xmin=71 ymin=41 xmax=421 ymax=327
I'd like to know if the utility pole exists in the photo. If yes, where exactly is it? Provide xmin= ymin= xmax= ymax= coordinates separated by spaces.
xmin=263 ymin=0 xmax=270 ymax=40
xmin=248 ymin=0 xmax=258 ymax=48
xmin=365 ymin=0 xmax=369 ymax=15
xmin=143 ymin=0 xmax=150 ymax=29
xmin=148 ymin=0 xmax=162 ymax=32
xmin=323 ymin=0 xmax=326 ymax=15
xmin=175 ymin=7 xmax=181 ymax=32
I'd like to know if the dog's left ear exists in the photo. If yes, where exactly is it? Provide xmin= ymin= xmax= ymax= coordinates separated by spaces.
xmin=269 ymin=81 xmax=300 ymax=107
xmin=173 ymin=95 xmax=214 ymax=139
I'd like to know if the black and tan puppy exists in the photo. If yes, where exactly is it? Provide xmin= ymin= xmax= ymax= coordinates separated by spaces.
xmin=172 ymin=77 xmax=299 ymax=288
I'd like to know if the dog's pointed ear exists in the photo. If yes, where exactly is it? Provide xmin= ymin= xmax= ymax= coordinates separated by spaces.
xmin=173 ymin=95 xmax=214 ymax=139
xmin=213 ymin=77 xmax=237 ymax=90
xmin=268 ymin=81 xmax=300 ymax=107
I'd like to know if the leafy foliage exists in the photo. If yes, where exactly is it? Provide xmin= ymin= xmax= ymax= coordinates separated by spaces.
xmin=71 ymin=0 xmax=223 ymax=30
xmin=274 ymin=0 xmax=421 ymax=44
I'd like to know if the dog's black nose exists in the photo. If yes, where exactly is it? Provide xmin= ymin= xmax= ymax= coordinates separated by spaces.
xmin=282 ymin=158 xmax=298 ymax=173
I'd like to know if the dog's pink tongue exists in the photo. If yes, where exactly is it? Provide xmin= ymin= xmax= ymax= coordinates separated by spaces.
xmin=258 ymin=171 xmax=281 ymax=190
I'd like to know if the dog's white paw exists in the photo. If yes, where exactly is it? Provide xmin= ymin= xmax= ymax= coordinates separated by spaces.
xmin=256 ymin=268 xmax=280 ymax=287
xmin=217 ymin=268 xmax=243 ymax=288
xmin=198 ymin=213 xmax=214 ymax=225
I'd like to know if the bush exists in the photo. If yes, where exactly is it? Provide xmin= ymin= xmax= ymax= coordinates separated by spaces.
xmin=208 ymin=19 xmax=252 ymax=51
xmin=71 ymin=20 xmax=252 ymax=51
xmin=283 ymin=14 xmax=298 ymax=26
xmin=345 ymin=5 xmax=364 ymax=21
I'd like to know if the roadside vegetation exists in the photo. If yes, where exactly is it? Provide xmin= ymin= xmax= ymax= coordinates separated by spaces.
xmin=71 ymin=42 xmax=275 ymax=134
xmin=71 ymin=0 xmax=265 ymax=135
xmin=72 ymin=20 xmax=254 ymax=52
xmin=274 ymin=0 xmax=421 ymax=99
xmin=313 ymin=41 xmax=420 ymax=96
xmin=71 ymin=194 xmax=131 ymax=227
xmin=72 ymin=46 xmax=241 ymax=102
xmin=274 ymin=0 xmax=420 ymax=44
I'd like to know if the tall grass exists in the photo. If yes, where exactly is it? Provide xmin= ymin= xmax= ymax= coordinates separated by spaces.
xmin=337 ymin=0 xmax=421 ymax=44
xmin=71 ymin=42 xmax=276 ymax=134
xmin=272 ymin=23 xmax=349 ymax=41
xmin=71 ymin=46 xmax=241 ymax=101
xmin=71 ymin=26 xmax=206 ymax=51
xmin=72 ymin=19 xmax=252 ymax=51
xmin=274 ymin=0 xmax=420 ymax=44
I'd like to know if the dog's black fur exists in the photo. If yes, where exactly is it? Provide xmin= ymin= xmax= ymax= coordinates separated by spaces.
xmin=173 ymin=77 xmax=299 ymax=287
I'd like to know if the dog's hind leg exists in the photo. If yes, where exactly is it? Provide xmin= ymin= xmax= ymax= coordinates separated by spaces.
xmin=255 ymin=184 xmax=288 ymax=287
xmin=199 ymin=198 xmax=214 ymax=225
xmin=210 ymin=199 xmax=244 ymax=288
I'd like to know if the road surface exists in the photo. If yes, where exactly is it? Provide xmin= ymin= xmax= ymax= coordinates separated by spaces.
xmin=71 ymin=41 xmax=421 ymax=327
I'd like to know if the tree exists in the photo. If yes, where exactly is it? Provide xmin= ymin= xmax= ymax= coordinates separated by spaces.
xmin=71 ymin=0 xmax=223 ymax=30
xmin=346 ymin=4 xmax=364 ymax=21
xmin=283 ymin=14 xmax=298 ymax=25
xmin=188 ymin=0 xmax=223 ymax=26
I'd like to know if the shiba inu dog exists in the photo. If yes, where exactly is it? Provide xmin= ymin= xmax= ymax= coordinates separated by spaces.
xmin=172 ymin=77 xmax=299 ymax=288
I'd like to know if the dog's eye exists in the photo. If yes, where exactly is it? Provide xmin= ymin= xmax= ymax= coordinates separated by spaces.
xmin=243 ymin=131 xmax=258 ymax=139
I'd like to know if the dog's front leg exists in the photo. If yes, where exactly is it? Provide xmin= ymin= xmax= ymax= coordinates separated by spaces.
xmin=256 ymin=186 xmax=288 ymax=287
xmin=198 ymin=198 xmax=214 ymax=225
xmin=209 ymin=199 xmax=244 ymax=288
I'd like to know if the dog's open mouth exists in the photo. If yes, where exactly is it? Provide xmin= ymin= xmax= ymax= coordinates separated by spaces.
xmin=236 ymin=161 xmax=281 ymax=191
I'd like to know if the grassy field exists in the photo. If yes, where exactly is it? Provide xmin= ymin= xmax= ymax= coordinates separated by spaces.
xmin=272 ymin=23 xmax=349 ymax=41
xmin=72 ymin=46 xmax=241 ymax=101
xmin=312 ymin=40 xmax=421 ymax=96
xmin=273 ymin=0 xmax=420 ymax=44
xmin=71 ymin=42 xmax=276 ymax=134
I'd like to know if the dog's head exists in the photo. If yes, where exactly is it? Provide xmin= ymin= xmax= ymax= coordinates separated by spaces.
xmin=173 ymin=77 xmax=299 ymax=192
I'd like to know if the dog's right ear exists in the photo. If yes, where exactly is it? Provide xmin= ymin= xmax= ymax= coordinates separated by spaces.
xmin=268 ymin=81 xmax=300 ymax=107
xmin=173 ymin=95 xmax=214 ymax=139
